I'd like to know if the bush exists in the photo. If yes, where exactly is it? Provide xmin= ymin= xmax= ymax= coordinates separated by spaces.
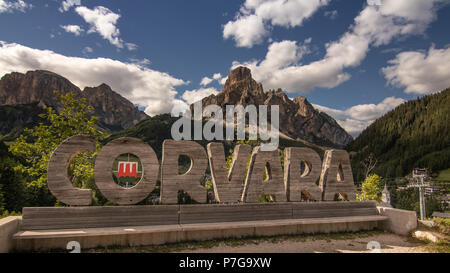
xmin=434 ymin=218 xmax=450 ymax=236
xmin=1 ymin=210 xmax=21 ymax=219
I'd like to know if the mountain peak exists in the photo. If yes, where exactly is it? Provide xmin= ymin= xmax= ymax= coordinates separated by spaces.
xmin=222 ymin=66 xmax=264 ymax=98
xmin=199 ymin=67 xmax=353 ymax=147
xmin=226 ymin=66 xmax=252 ymax=83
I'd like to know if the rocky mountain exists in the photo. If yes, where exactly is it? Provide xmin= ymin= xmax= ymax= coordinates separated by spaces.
xmin=197 ymin=67 xmax=353 ymax=147
xmin=0 ymin=70 xmax=148 ymax=131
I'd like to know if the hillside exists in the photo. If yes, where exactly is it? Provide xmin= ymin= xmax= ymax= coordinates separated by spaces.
xmin=0 ymin=70 xmax=148 ymax=132
xmin=0 ymin=103 xmax=44 ymax=142
xmin=104 ymin=114 xmax=179 ymax=159
xmin=346 ymin=88 xmax=450 ymax=181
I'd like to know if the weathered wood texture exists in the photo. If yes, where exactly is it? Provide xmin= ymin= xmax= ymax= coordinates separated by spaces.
xmin=20 ymin=206 xmax=178 ymax=231
xmin=207 ymin=143 xmax=251 ymax=203
xmin=242 ymin=147 xmax=287 ymax=202
xmin=179 ymin=203 xmax=292 ymax=224
xmin=94 ymin=137 xmax=159 ymax=205
xmin=291 ymin=201 xmax=379 ymax=219
xmin=319 ymin=150 xmax=357 ymax=201
xmin=47 ymin=135 xmax=95 ymax=206
xmin=19 ymin=202 xmax=380 ymax=231
xmin=284 ymin=147 xmax=322 ymax=202
xmin=180 ymin=202 xmax=379 ymax=224
xmin=161 ymin=140 xmax=208 ymax=204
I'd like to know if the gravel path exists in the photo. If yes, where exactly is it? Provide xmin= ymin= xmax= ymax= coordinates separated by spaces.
xmin=175 ymin=233 xmax=428 ymax=253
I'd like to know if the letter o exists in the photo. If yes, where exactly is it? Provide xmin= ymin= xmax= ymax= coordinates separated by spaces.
xmin=94 ymin=137 xmax=159 ymax=205
xmin=47 ymin=135 xmax=95 ymax=206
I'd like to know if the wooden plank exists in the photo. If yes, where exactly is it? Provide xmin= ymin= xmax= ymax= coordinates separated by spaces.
xmin=284 ymin=147 xmax=322 ymax=201
xmin=319 ymin=150 xmax=357 ymax=200
xmin=47 ymin=135 xmax=95 ymax=206
xmin=179 ymin=203 xmax=293 ymax=224
xmin=21 ymin=205 xmax=179 ymax=230
xmin=242 ymin=147 xmax=287 ymax=202
xmin=20 ymin=202 xmax=381 ymax=231
xmin=161 ymin=140 xmax=208 ymax=204
xmin=207 ymin=143 xmax=251 ymax=203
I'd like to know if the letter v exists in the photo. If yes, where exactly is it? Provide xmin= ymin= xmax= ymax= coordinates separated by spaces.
xmin=207 ymin=143 xmax=252 ymax=203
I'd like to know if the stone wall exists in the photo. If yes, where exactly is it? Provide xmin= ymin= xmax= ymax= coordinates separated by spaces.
xmin=0 ymin=216 xmax=22 ymax=253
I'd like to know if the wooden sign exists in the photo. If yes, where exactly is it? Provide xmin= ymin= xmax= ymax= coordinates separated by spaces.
xmin=47 ymin=135 xmax=356 ymax=205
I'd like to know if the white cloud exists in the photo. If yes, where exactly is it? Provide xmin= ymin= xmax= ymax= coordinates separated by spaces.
xmin=59 ymin=0 xmax=80 ymax=12
xmin=60 ymin=25 xmax=84 ymax=36
xmin=219 ymin=77 xmax=228 ymax=85
xmin=200 ymin=73 xmax=226 ymax=86
xmin=231 ymin=0 xmax=447 ymax=93
xmin=181 ymin=87 xmax=219 ymax=105
xmin=313 ymin=96 xmax=405 ymax=136
xmin=324 ymin=10 xmax=338 ymax=20
xmin=170 ymin=99 xmax=190 ymax=117
xmin=0 ymin=41 xmax=188 ymax=116
xmin=82 ymin=46 xmax=93 ymax=54
xmin=170 ymin=87 xmax=220 ymax=116
xmin=223 ymin=14 xmax=267 ymax=48
xmin=382 ymin=45 xmax=450 ymax=94
xmin=128 ymin=58 xmax=151 ymax=67
xmin=125 ymin=43 xmax=138 ymax=51
xmin=200 ymin=77 xmax=213 ymax=86
xmin=223 ymin=0 xmax=330 ymax=48
xmin=0 ymin=0 xmax=31 ymax=13
xmin=75 ymin=6 xmax=136 ymax=50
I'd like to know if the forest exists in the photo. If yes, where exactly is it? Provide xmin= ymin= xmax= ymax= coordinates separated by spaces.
xmin=346 ymin=88 xmax=450 ymax=182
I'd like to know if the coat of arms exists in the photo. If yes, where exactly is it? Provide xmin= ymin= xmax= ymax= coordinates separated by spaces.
xmin=112 ymin=154 xmax=142 ymax=188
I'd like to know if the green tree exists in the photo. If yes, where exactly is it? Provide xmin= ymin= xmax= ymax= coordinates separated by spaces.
xmin=0 ymin=185 xmax=5 ymax=213
xmin=356 ymin=174 xmax=382 ymax=202
xmin=9 ymin=92 xmax=106 ymax=206
xmin=346 ymin=88 xmax=450 ymax=181
xmin=0 ymin=141 xmax=28 ymax=211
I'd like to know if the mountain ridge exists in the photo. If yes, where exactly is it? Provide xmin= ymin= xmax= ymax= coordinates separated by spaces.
xmin=197 ymin=66 xmax=353 ymax=147
xmin=0 ymin=70 xmax=148 ymax=132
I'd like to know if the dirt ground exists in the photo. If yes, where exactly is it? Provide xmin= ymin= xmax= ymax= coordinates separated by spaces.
xmin=174 ymin=233 xmax=428 ymax=253
xmin=85 ymin=230 xmax=439 ymax=253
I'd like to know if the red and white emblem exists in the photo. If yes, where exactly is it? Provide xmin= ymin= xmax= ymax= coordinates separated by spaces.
xmin=117 ymin=161 xmax=138 ymax=179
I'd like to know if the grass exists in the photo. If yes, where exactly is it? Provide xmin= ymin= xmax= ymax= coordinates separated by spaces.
xmin=423 ymin=239 xmax=450 ymax=253
xmin=433 ymin=218 xmax=450 ymax=236
xmin=433 ymin=168 xmax=450 ymax=182
xmin=82 ymin=230 xmax=384 ymax=253
xmin=413 ymin=218 xmax=450 ymax=253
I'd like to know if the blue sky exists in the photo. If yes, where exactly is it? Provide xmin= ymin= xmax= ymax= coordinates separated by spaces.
xmin=1 ymin=0 xmax=450 ymax=136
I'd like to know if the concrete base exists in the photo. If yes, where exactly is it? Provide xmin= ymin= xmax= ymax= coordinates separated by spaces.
xmin=377 ymin=207 xmax=417 ymax=236
xmin=14 ymin=216 xmax=384 ymax=252
xmin=0 ymin=216 xmax=22 ymax=253
xmin=7 ymin=203 xmax=423 ymax=252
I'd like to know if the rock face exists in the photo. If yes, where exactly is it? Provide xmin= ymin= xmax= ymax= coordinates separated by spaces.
xmin=199 ymin=67 xmax=353 ymax=147
xmin=0 ymin=70 xmax=148 ymax=131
